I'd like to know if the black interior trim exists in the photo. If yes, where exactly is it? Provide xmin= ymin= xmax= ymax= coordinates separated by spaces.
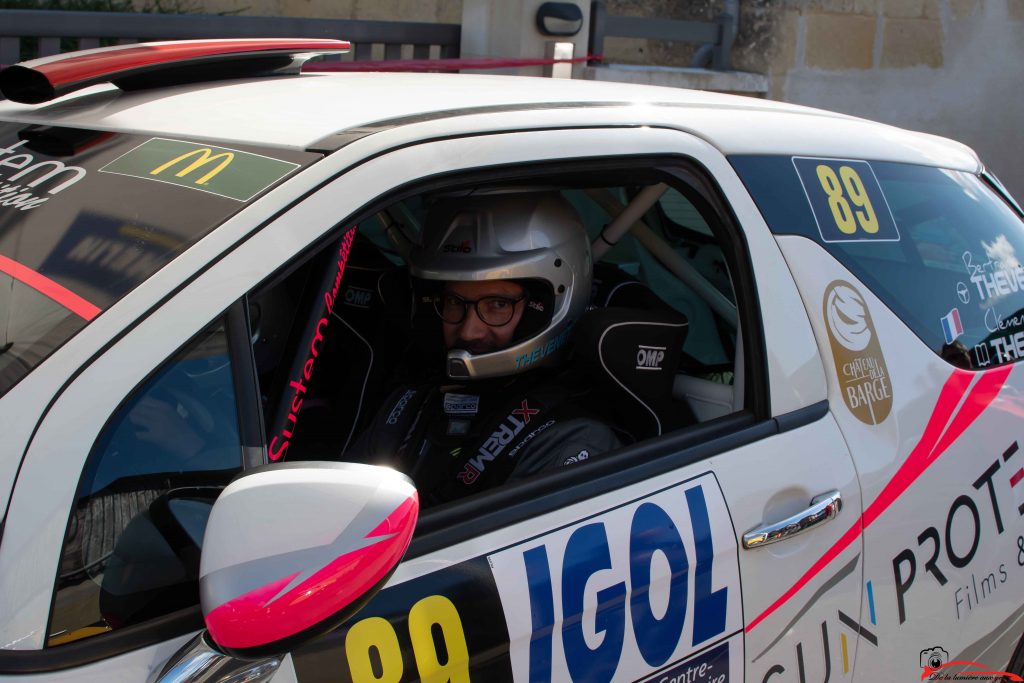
xmin=226 ymin=299 xmax=267 ymax=467
xmin=0 ymin=607 xmax=202 ymax=674
xmin=661 ymin=166 xmax=769 ymax=420
xmin=775 ymin=399 xmax=829 ymax=434
xmin=307 ymin=100 xmax=634 ymax=152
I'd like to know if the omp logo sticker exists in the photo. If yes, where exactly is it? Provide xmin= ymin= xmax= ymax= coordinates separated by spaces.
xmin=488 ymin=473 xmax=742 ymax=682
xmin=343 ymin=286 xmax=373 ymax=308
xmin=636 ymin=345 xmax=666 ymax=371
xmin=823 ymin=280 xmax=893 ymax=425
xmin=100 ymin=138 xmax=300 ymax=201
xmin=748 ymin=364 xmax=1013 ymax=633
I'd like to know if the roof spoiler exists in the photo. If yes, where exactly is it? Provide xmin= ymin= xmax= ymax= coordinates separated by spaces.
xmin=0 ymin=38 xmax=350 ymax=105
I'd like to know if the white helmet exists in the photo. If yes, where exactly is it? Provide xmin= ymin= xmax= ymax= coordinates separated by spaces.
xmin=409 ymin=191 xmax=591 ymax=380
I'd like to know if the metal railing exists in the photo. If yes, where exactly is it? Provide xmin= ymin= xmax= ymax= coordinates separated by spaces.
xmin=587 ymin=0 xmax=737 ymax=70
xmin=0 ymin=9 xmax=460 ymax=65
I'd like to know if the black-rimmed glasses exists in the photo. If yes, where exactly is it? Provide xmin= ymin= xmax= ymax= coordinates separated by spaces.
xmin=434 ymin=292 xmax=525 ymax=326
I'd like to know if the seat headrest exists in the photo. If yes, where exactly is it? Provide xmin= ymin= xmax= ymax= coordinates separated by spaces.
xmin=572 ymin=306 xmax=690 ymax=438
xmin=591 ymin=262 xmax=675 ymax=312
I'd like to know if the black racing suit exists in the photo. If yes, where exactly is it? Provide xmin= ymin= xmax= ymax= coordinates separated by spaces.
xmin=351 ymin=371 xmax=621 ymax=507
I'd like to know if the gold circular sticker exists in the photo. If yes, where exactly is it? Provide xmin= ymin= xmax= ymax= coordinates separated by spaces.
xmin=822 ymin=280 xmax=893 ymax=425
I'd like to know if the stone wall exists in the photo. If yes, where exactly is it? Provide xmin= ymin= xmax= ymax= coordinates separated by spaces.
xmin=776 ymin=0 xmax=1024 ymax=198
xmin=603 ymin=0 xmax=1024 ymax=198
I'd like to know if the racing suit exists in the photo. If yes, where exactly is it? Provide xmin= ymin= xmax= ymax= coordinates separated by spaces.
xmin=351 ymin=371 xmax=621 ymax=507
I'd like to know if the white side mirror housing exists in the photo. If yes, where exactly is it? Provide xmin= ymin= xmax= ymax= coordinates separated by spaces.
xmin=198 ymin=462 xmax=418 ymax=658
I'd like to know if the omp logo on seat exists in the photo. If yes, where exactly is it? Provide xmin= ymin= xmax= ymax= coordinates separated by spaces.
xmin=636 ymin=345 xmax=666 ymax=371
xmin=150 ymin=147 xmax=234 ymax=185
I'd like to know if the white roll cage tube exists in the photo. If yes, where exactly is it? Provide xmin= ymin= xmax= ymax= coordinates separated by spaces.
xmin=377 ymin=209 xmax=416 ymax=260
xmin=586 ymin=186 xmax=738 ymax=328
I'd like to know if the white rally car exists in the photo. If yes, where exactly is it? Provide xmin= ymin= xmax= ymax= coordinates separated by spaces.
xmin=0 ymin=40 xmax=1022 ymax=683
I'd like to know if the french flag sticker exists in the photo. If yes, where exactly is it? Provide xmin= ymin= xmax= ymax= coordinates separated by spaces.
xmin=941 ymin=307 xmax=964 ymax=344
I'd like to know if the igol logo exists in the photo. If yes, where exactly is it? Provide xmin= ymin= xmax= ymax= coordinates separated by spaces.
xmin=443 ymin=240 xmax=472 ymax=254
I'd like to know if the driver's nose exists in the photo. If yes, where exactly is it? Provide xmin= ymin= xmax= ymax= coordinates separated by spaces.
xmin=457 ymin=306 xmax=489 ymax=342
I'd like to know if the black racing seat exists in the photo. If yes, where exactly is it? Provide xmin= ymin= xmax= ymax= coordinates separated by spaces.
xmin=571 ymin=263 xmax=695 ymax=442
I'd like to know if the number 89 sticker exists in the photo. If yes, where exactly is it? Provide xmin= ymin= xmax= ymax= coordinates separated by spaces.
xmin=792 ymin=157 xmax=900 ymax=243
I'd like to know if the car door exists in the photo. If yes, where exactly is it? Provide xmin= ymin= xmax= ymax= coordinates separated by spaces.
xmin=733 ymin=155 xmax=1024 ymax=681
xmin=0 ymin=120 xmax=861 ymax=683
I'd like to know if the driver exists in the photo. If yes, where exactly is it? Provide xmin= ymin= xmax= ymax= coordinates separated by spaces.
xmin=351 ymin=191 xmax=621 ymax=506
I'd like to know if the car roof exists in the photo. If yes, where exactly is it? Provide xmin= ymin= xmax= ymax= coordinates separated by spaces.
xmin=0 ymin=71 xmax=979 ymax=170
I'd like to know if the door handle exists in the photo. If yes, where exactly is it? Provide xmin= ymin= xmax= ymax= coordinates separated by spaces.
xmin=742 ymin=490 xmax=842 ymax=550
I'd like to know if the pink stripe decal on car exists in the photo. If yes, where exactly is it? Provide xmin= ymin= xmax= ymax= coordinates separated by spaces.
xmin=747 ymin=365 xmax=1012 ymax=632
xmin=0 ymin=253 xmax=100 ymax=320
xmin=205 ymin=493 xmax=418 ymax=650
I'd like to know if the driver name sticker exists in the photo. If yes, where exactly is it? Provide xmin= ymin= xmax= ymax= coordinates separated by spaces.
xmin=100 ymin=137 xmax=300 ymax=201
xmin=793 ymin=157 xmax=900 ymax=243
xmin=823 ymin=280 xmax=893 ymax=425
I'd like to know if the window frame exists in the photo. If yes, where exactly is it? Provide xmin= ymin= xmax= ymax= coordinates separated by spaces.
xmin=0 ymin=123 xmax=801 ymax=671
xmin=44 ymin=300 xmax=259 ymax=651
xmin=239 ymin=154 xmax=771 ymax=555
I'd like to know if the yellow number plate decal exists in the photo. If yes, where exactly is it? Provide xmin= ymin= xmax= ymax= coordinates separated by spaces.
xmin=793 ymin=157 xmax=900 ymax=243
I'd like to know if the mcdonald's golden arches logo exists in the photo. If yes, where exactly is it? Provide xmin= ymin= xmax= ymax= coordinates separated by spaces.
xmin=101 ymin=137 xmax=300 ymax=201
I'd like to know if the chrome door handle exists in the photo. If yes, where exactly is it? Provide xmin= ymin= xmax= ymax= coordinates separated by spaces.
xmin=742 ymin=490 xmax=842 ymax=550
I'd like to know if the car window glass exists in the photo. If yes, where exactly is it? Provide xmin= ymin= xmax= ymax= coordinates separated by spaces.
xmin=732 ymin=156 xmax=1024 ymax=370
xmin=48 ymin=320 xmax=242 ymax=647
xmin=0 ymin=122 xmax=319 ymax=400
xmin=245 ymin=167 xmax=749 ymax=510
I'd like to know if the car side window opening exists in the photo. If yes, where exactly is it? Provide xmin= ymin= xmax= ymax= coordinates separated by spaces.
xmin=48 ymin=320 xmax=243 ymax=647
xmin=247 ymin=162 xmax=752 ymax=509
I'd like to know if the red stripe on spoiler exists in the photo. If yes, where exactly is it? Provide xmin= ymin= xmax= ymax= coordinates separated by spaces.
xmin=30 ymin=39 xmax=350 ymax=87
xmin=746 ymin=365 xmax=1012 ymax=632
xmin=0 ymin=254 xmax=100 ymax=321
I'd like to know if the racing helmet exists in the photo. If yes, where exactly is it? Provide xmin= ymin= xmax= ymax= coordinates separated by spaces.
xmin=409 ymin=191 xmax=592 ymax=380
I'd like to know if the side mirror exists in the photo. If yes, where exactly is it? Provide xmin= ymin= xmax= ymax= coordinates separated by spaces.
xmin=198 ymin=462 xmax=418 ymax=659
